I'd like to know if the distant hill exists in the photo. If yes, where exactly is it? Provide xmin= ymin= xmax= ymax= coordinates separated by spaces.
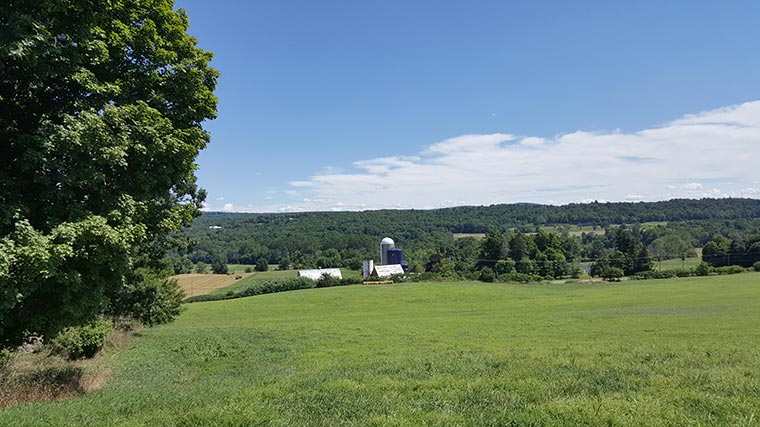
xmin=180 ymin=198 xmax=760 ymax=267
xmin=196 ymin=198 xmax=760 ymax=234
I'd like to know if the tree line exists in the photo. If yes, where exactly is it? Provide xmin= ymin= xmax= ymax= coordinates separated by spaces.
xmin=175 ymin=200 xmax=760 ymax=279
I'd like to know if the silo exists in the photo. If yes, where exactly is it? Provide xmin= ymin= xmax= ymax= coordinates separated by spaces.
xmin=387 ymin=248 xmax=404 ymax=265
xmin=362 ymin=259 xmax=374 ymax=279
xmin=380 ymin=237 xmax=395 ymax=265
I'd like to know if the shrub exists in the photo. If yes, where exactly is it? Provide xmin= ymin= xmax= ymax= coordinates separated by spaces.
xmin=0 ymin=348 xmax=13 ymax=370
xmin=634 ymin=270 xmax=677 ymax=280
xmin=673 ymin=269 xmax=694 ymax=278
xmin=185 ymin=293 xmax=229 ymax=303
xmin=211 ymin=259 xmax=228 ymax=275
xmin=753 ymin=261 xmax=760 ymax=272
xmin=244 ymin=266 xmax=253 ymax=273
xmin=390 ymin=272 xmax=442 ymax=283
xmin=108 ymin=276 xmax=185 ymax=326
xmin=712 ymin=265 xmax=745 ymax=275
xmin=186 ymin=277 xmax=317 ymax=303
xmin=50 ymin=320 xmax=112 ymax=360
xmin=255 ymin=258 xmax=269 ymax=272
xmin=479 ymin=267 xmax=496 ymax=283
xmin=315 ymin=274 xmax=342 ymax=288
xmin=316 ymin=275 xmax=362 ymax=288
xmin=494 ymin=259 xmax=516 ymax=275
xmin=496 ymin=272 xmax=543 ymax=283
xmin=599 ymin=266 xmax=624 ymax=281
xmin=695 ymin=262 xmax=712 ymax=276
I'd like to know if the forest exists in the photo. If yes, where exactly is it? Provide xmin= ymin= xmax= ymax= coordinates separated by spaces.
xmin=171 ymin=198 xmax=760 ymax=279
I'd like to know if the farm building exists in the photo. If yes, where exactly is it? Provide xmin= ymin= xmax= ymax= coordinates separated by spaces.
xmin=371 ymin=264 xmax=404 ymax=278
xmin=297 ymin=268 xmax=342 ymax=281
xmin=379 ymin=237 xmax=409 ymax=271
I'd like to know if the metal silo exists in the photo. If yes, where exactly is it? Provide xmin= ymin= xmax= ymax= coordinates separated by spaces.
xmin=387 ymin=248 xmax=404 ymax=265
xmin=380 ymin=237 xmax=395 ymax=265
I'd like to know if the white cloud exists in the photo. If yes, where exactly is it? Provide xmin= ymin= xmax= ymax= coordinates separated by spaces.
xmin=740 ymin=187 xmax=760 ymax=195
xmin=222 ymin=203 xmax=234 ymax=212
xmin=681 ymin=183 xmax=703 ymax=191
xmin=215 ymin=196 xmax=225 ymax=201
xmin=277 ymin=101 xmax=760 ymax=211
xmin=423 ymin=133 xmax=515 ymax=154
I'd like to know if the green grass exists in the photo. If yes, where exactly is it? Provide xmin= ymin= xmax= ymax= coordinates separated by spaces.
xmin=2 ymin=274 xmax=760 ymax=425
xmin=225 ymin=264 xmax=257 ymax=273
xmin=655 ymin=257 xmax=702 ymax=271
xmin=211 ymin=268 xmax=294 ymax=294
xmin=212 ymin=268 xmax=362 ymax=295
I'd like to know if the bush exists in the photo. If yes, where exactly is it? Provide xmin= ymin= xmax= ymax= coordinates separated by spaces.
xmin=108 ymin=275 xmax=185 ymax=326
xmin=211 ymin=260 xmax=228 ymax=275
xmin=712 ymin=265 xmax=746 ymax=275
xmin=673 ymin=269 xmax=694 ymax=278
xmin=315 ymin=274 xmax=362 ymax=288
xmin=479 ymin=267 xmax=496 ymax=283
xmin=598 ymin=266 xmax=624 ymax=281
xmin=494 ymin=259 xmax=516 ymax=275
xmin=634 ymin=270 xmax=677 ymax=280
xmin=244 ymin=266 xmax=253 ymax=273
xmin=496 ymin=272 xmax=543 ymax=283
xmin=390 ymin=272 xmax=445 ymax=283
xmin=255 ymin=258 xmax=269 ymax=272
xmin=635 ymin=268 xmax=707 ymax=280
xmin=186 ymin=277 xmax=317 ymax=303
xmin=0 ymin=348 xmax=13 ymax=370
xmin=753 ymin=261 xmax=760 ymax=272
xmin=695 ymin=262 xmax=712 ymax=276
xmin=50 ymin=320 xmax=112 ymax=360
xmin=315 ymin=274 xmax=341 ymax=288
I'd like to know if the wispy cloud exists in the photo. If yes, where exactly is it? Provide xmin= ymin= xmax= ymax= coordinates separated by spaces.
xmin=272 ymin=101 xmax=760 ymax=211
xmin=214 ymin=101 xmax=760 ymax=213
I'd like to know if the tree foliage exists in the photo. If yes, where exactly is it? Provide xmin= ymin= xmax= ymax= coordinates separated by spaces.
xmin=703 ymin=235 xmax=760 ymax=267
xmin=0 ymin=0 xmax=217 ymax=347
xmin=182 ymin=200 xmax=760 ymax=273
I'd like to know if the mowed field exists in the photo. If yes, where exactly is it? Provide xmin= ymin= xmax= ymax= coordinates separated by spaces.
xmin=172 ymin=273 xmax=252 ymax=297
xmin=2 ymin=275 xmax=760 ymax=425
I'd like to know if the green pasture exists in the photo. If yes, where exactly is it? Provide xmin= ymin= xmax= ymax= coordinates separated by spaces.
xmin=225 ymin=264 xmax=257 ymax=273
xmin=212 ymin=268 xmax=362 ymax=295
xmin=654 ymin=257 xmax=703 ymax=271
xmin=2 ymin=274 xmax=759 ymax=426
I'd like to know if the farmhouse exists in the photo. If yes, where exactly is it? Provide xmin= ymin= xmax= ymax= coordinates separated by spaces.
xmin=297 ymin=268 xmax=343 ymax=281
xmin=371 ymin=264 xmax=405 ymax=278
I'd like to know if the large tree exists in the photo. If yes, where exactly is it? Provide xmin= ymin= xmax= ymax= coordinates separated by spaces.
xmin=0 ymin=0 xmax=218 ymax=347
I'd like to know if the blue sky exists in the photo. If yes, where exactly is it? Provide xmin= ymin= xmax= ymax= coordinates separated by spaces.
xmin=175 ymin=0 xmax=760 ymax=212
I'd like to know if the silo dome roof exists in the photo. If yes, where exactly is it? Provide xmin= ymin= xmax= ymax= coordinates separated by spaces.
xmin=381 ymin=237 xmax=395 ymax=245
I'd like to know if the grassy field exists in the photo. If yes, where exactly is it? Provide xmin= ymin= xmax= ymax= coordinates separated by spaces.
xmin=2 ymin=274 xmax=759 ymax=425
xmin=173 ymin=273 xmax=253 ymax=298
xmin=655 ymin=257 xmax=703 ymax=271
xmin=209 ymin=268 xmax=363 ymax=295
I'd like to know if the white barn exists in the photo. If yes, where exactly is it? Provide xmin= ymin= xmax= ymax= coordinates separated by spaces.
xmin=371 ymin=264 xmax=404 ymax=278
xmin=297 ymin=268 xmax=343 ymax=281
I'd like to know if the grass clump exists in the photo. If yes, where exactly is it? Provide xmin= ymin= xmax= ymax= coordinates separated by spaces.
xmin=0 ymin=320 xmax=139 ymax=409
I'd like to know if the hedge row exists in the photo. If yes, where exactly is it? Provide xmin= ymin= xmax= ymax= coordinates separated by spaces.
xmin=185 ymin=276 xmax=363 ymax=303
xmin=633 ymin=263 xmax=748 ymax=280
